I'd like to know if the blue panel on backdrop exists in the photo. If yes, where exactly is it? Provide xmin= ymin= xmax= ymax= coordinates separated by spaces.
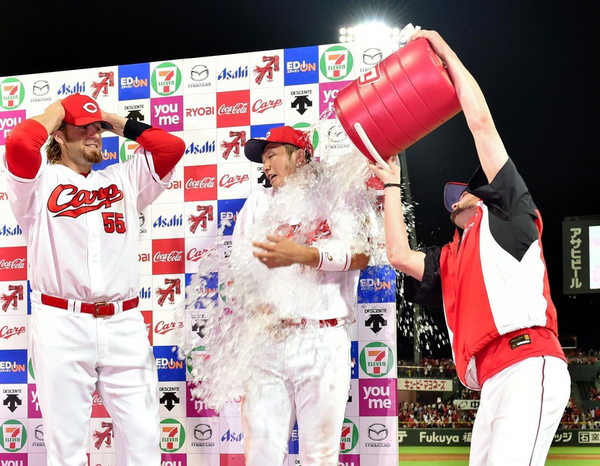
xmin=357 ymin=265 xmax=396 ymax=303
xmin=284 ymin=46 xmax=319 ymax=85
xmin=119 ymin=63 xmax=150 ymax=100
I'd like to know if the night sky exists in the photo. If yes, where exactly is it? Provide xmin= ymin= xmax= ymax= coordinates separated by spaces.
xmin=2 ymin=0 xmax=598 ymax=354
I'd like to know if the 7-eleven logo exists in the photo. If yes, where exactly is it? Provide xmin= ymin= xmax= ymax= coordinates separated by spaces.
xmin=339 ymin=418 xmax=358 ymax=453
xmin=120 ymin=139 xmax=142 ymax=162
xmin=359 ymin=341 xmax=393 ymax=377
xmin=320 ymin=46 xmax=353 ymax=81
xmin=0 ymin=420 xmax=27 ymax=452
xmin=0 ymin=78 xmax=25 ymax=110
xmin=160 ymin=418 xmax=185 ymax=452
xmin=152 ymin=63 xmax=182 ymax=96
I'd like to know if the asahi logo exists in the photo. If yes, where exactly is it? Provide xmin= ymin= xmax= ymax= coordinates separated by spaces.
xmin=217 ymin=102 xmax=248 ymax=116
xmin=219 ymin=173 xmax=249 ymax=188
xmin=186 ymin=177 xmax=216 ymax=189
xmin=217 ymin=66 xmax=248 ymax=81
xmin=0 ymin=258 xmax=25 ymax=270
xmin=154 ymin=251 xmax=183 ymax=263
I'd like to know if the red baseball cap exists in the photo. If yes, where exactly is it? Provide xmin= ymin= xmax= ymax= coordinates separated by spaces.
xmin=61 ymin=93 xmax=113 ymax=129
xmin=244 ymin=126 xmax=314 ymax=163
xmin=443 ymin=182 xmax=468 ymax=212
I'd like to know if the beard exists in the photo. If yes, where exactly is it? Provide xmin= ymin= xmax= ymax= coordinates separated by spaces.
xmin=82 ymin=147 xmax=102 ymax=164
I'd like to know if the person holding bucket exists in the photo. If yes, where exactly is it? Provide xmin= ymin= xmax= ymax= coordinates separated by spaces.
xmin=368 ymin=30 xmax=570 ymax=465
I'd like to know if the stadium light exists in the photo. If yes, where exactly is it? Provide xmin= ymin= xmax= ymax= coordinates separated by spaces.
xmin=338 ymin=22 xmax=418 ymax=46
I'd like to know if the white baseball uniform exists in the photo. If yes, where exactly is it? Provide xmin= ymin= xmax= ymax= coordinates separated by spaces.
xmin=3 ymin=118 xmax=183 ymax=466
xmin=233 ymin=187 xmax=365 ymax=466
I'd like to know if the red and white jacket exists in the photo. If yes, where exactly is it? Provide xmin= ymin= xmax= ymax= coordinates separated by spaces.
xmin=405 ymin=159 xmax=565 ymax=389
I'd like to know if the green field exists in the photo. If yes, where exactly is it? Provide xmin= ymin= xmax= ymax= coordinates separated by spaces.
xmin=398 ymin=446 xmax=600 ymax=465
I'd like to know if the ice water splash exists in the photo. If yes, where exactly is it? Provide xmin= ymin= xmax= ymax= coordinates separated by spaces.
xmin=175 ymin=115 xmax=389 ymax=412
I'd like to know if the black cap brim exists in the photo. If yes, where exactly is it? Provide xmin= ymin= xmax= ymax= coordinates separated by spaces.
xmin=244 ymin=139 xmax=270 ymax=163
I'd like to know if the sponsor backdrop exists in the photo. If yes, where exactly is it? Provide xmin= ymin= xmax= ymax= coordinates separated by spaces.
xmin=0 ymin=39 xmax=399 ymax=466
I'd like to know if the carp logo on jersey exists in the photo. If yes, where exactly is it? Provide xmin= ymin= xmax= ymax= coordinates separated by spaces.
xmin=47 ymin=183 xmax=124 ymax=218
xmin=274 ymin=219 xmax=331 ymax=245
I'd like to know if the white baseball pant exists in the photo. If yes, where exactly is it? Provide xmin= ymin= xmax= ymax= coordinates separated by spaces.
xmin=31 ymin=301 xmax=160 ymax=466
xmin=469 ymin=355 xmax=570 ymax=466
xmin=241 ymin=324 xmax=351 ymax=466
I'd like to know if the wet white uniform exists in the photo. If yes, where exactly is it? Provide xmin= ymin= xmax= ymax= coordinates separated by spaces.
xmin=233 ymin=188 xmax=359 ymax=466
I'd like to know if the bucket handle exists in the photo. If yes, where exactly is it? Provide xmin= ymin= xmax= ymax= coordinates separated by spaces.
xmin=353 ymin=122 xmax=391 ymax=170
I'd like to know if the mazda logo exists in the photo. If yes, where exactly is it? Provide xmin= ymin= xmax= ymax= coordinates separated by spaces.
xmin=368 ymin=423 xmax=388 ymax=441
xmin=363 ymin=48 xmax=383 ymax=66
xmin=194 ymin=423 xmax=212 ymax=440
xmin=32 ymin=80 xmax=50 ymax=96
xmin=191 ymin=65 xmax=209 ymax=82
xmin=328 ymin=125 xmax=347 ymax=143
xmin=35 ymin=424 xmax=44 ymax=441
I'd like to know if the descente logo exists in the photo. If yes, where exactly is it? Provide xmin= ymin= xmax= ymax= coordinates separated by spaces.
xmin=47 ymin=184 xmax=124 ymax=218
xmin=219 ymin=174 xmax=249 ymax=188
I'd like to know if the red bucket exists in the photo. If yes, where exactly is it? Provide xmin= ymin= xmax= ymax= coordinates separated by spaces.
xmin=334 ymin=38 xmax=461 ymax=166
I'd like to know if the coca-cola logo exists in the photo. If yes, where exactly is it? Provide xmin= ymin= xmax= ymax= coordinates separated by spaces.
xmin=154 ymin=320 xmax=183 ymax=335
xmin=217 ymin=102 xmax=248 ymax=116
xmin=153 ymin=250 xmax=183 ymax=262
xmin=47 ymin=184 xmax=124 ymax=218
xmin=187 ymin=248 xmax=209 ymax=262
xmin=186 ymin=177 xmax=216 ymax=189
xmin=219 ymin=174 xmax=249 ymax=189
xmin=92 ymin=394 xmax=104 ymax=406
xmin=0 ymin=325 xmax=26 ymax=339
xmin=0 ymin=258 xmax=26 ymax=270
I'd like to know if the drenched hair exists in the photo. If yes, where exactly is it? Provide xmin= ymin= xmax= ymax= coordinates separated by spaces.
xmin=283 ymin=143 xmax=311 ymax=163
xmin=45 ymin=124 xmax=66 ymax=164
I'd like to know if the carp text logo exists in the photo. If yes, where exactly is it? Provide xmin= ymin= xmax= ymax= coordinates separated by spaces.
xmin=47 ymin=184 xmax=124 ymax=218
xmin=320 ymin=46 xmax=353 ymax=81
xmin=152 ymin=62 xmax=182 ymax=96
xmin=0 ymin=419 xmax=27 ymax=452
xmin=219 ymin=173 xmax=249 ymax=189
xmin=1 ymin=78 xmax=25 ymax=110
xmin=339 ymin=419 xmax=358 ymax=453
xmin=160 ymin=419 xmax=185 ymax=452
xmin=359 ymin=342 xmax=393 ymax=377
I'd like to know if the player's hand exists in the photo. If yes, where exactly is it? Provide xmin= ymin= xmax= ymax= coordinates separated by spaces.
xmin=411 ymin=29 xmax=454 ymax=65
xmin=367 ymin=155 xmax=401 ymax=184
xmin=100 ymin=111 xmax=127 ymax=137
xmin=44 ymin=100 xmax=66 ymax=132
xmin=252 ymin=235 xmax=315 ymax=268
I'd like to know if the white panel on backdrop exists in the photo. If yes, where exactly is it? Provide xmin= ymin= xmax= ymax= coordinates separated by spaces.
xmin=186 ymin=417 xmax=220 ymax=454
xmin=184 ymin=200 xmax=218 ymax=238
xmin=218 ymin=416 xmax=244 ymax=454
xmin=27 ymin=419 xmax=46 ymax=454
xmin=357 ymin=302 xmax=396 ymax=342
xmin=20 ymin=72 xmax=56 ymax=114
xmin=152 ymin=273 xmax=185 ymax=311
xmin=358 ymin=416 xmax=398 ymax=456
xmin=250 ymin=87 xmax=285 ymax=126
xmin=0 ymin=314 xmax=27 ymax=350
xmin=0 ymin=280 xmax=27 ymax=315
xmin=217 ymin=162 xmax=252 ymax=200
xmin=150 ymin=60 xmax=184 ymax=98
xmin=216 ymin=126 xmax=250 ymax=164
xmin=158 ymin=381 xmax=187 ymax=418
xmin=185 ymin=237 xmax=217 ymax=274
xmin=1 ymin=383 xmax=27 ymax=419
xmin=284 ymin=83 xmax=319 ymax=123
xmin=184 ymin=93 xmax=217 ymax=130
xmin=183 ymin=129 xmax=218 ymax=166
xmin=139 ymin=205 xmax=152 ymax=240
xmin=250 ymin=49 xmax=284 ymax=89
xmin=154 ymin=165 xmax=185 ymax=204
xmin=153 ymin=310 xmax=184 ymax=347
xmin=118 ymin=99 xmax=151 ymax=125
xmin=215 ymin=53 xmax=250 ymax=92
xmin=152 ymin=203 xmax=185 ymax=239
xmin=183 ymin=56 xmax=217 ymax=95
xmin=83 ymin=66 xmax=120 ymax=102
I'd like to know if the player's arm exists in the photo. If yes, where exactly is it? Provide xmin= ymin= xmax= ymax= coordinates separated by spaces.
xmin=412 ymin=29 xmax=509 ymax=183
xmin=252 ymin=236 xmax=369 ymax=271
xmin=5 ymin=100 xmax=65 ymax=179
xmin=102 ymin=112 xmax=186 ymax=180
xmin=368 ymin=157 xmax=426 ymax=281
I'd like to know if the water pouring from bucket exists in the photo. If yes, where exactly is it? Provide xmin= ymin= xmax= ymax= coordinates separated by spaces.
xmin=334 ymin=24 xmax=462 ymax=168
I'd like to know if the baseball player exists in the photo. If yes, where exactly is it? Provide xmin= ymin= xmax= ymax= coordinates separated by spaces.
xmin=234 ymin=126 xmax=370 ymax=465
xmin=369 ymin=30 xmax=570 ymax=465
xmin=3 ymin=93 xmax=185 ymax=466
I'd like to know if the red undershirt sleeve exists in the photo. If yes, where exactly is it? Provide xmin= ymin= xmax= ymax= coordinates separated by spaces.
xmin=123 ymin=120 xmax=186 ymax=180
xmin=5 ymin=119 xmax=48 ymax=179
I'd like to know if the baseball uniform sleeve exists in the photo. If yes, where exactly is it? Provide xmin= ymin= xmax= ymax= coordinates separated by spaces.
xmin=403 ymin=245 xmax=444 ymax=310
xmin=468 ymin=157 xmax=540 ymax=261
xmin=119 ymin=120 xmax=185 ymax=211
xmin=3 ymin=119 xmax=48 ymax=221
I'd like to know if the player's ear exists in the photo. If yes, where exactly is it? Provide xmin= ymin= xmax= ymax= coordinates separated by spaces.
xmin=52 ymin=128 xmax=66 ymax=145
xmin=296 ymin=148 xmax=307 ymax=166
